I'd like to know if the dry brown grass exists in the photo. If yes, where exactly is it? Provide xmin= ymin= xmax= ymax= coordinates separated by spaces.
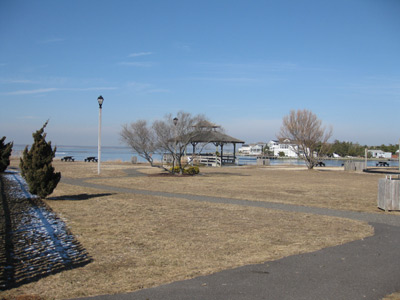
xmin=87 ymin=163 xmax=388 ymax=213
xmin=384 ymin=293 xmax=400 ymax=300
xmin=2 ymin=159 xmax=381 ymax=299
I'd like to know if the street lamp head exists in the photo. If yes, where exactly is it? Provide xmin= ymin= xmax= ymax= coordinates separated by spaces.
xmin=173 ymin=117 xmax=178 ymax=126
xmin=97 ymin=95 xmax=104 ymax=108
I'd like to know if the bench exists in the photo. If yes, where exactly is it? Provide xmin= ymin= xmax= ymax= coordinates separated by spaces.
xmin=84 ymin=156 xmax=98 ymax=162
xmin=376 ymin=161 xmax=389 ymax=167
xmin=61 ymin=156 xmax=74 ymax=162
xmin=315 ymin=162 xmax=325 ymax=167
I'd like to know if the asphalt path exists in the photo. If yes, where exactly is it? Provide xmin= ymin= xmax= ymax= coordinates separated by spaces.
xmin=62 ymin=175 xmax=400 ymax=300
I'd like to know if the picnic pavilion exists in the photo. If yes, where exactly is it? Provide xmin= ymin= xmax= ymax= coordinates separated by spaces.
xmin=186 ymin=121 xmax=245 ymax=165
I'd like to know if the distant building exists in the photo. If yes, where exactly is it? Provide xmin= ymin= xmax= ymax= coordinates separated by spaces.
xmin=267 ymin=139 xmax=298 ymax=158
xmin=249 ymin=144 xmax=264 ymax=155
xmin=238 ymin=144 xmax=251 ymax=154
xmin=238 ymin=143 xmax=265 ymax=155
xmin=368 ymin=149 xmax=392 ymax=159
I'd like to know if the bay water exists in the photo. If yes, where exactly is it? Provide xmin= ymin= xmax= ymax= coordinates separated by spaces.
xmin=12 ymin=144 xmax=399 ymax=167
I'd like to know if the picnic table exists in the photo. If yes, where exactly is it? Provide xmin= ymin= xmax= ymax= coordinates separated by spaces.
xmin=61 ymin=156 xmax=74 ymax=162
xmin=315 ymin=161 xmax=325 ymax=167
xmin=376 ymin=161 xmax=389 ymax=167
xmin=84 ymin=156 xmax=98 ymax=162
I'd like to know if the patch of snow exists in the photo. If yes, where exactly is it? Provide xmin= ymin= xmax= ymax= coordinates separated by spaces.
xmin=2 ymin=172 xmax=91 ymax=281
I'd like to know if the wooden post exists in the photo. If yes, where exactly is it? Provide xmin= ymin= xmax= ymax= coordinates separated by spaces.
xmin=233 ymin=143 xmax=236 ymax=163
xmin=365 ymin=148 xmax=368 ymax=171
xmin=220 ymin=144 xmax=224 ymax=167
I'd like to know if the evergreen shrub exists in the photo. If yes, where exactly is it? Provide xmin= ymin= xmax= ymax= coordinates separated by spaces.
xmin=0 ymin=136 xmax=13 ymax=172
xmin=20 ymin=121 xmax=61 ymax=198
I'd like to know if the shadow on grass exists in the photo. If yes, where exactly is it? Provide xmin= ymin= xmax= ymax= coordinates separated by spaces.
xmin=148 ymin=172 xmax=251 ymax=177
xmin=48 ymin=192 xmax=114 ymax=201
xmin=364 ymin=168 xmax=400 ymax=175
xmin=201 ymin=172 xmax=251 ymax=177
xmin=0 ymin=174 xmax=93 ymax=291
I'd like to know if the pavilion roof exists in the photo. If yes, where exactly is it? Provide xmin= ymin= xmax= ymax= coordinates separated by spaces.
xmin=189 ymin=130 xmax=245 ymax=144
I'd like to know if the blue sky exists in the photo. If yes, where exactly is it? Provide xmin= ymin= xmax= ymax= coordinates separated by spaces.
xmin=1 ymin=0 xmax=399 ymax=146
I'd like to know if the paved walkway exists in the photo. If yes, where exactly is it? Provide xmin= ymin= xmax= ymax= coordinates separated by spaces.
xmin=62 ymin=175 xmax=400 ymax=300
xmin=62 ymin=177 xmax=400 ymax=227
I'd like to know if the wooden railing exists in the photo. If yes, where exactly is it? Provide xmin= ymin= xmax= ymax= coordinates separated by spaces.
xmin=193 ymin=155 xmax=221 ymax=167
xmin=163 ymin=153 xmax=236 ymax=167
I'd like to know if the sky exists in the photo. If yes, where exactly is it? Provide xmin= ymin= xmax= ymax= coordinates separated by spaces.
xmin=1 ymin=0 xmax=399 ymax=147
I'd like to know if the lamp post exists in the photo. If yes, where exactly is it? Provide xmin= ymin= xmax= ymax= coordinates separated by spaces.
xmin=173 ymin=117 xmax=178 ymax=171
xmin=97 ymin=95 xmax=104 ymax=175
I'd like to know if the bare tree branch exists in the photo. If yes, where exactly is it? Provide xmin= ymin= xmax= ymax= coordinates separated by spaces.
xmin=120 ymin=120 xmax=157 ymax=166
xmin=121 ymin=111 xmax=216 ymax=174
xmin=278 ymin=109 xmax=332 ymax=169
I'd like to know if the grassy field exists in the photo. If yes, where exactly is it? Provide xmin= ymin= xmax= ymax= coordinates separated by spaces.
xmin=2 ymin=159 xmax=398 ymax=299
xmin=88 ymin=164 xmax=389 ymax=213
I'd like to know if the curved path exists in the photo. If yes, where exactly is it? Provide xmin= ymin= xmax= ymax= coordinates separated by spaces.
xmin=62 ymin=175 xmax=400 ymax=300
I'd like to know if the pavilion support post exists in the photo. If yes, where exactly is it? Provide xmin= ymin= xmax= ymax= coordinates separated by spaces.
xmin=191 ymin=142 xmax=197 ymax=164
xmin=220 ymin=144 xmax=224 ymax=167
xmin=233 ymin=143 xmax=236 ymax=163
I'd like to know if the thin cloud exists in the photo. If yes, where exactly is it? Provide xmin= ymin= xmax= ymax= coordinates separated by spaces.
xmin=67 ymin=87 xmax=118 ymax=92
xmin=4 ymin=87 xmax=118 ymax=95
xmin=118 ymin=61 xmax=155 ymax=67
xmin=6 ymin=88 xmax=60 ymax=95
xmin=187 ymin=77 xmax=262 ymax=83
xmin=174 ymin=42 xmax=192 ymax=52
xmin=184 ymin=75 xmax=283 ymax=85
xmin=195 ymin=61 xmax=298 ymax=72
xmin=146 ymin=88 xmax=170 ymax=94
xmin=0 ymin=79 xmax=38 ymax=84
xmin=127 ymin=82 xmax=152 ymax=92
xmin=128 ymin=52 xmax=153 ymax=57
xmin=187 ymin=61 xmax=297 ymax=85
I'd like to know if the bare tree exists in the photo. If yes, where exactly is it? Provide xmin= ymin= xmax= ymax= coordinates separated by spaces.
xmin=278 ymin=109 xmax=332 ymax=169
xmin=153 ymin=112 xmax=208 ymax=173
xmin=121 ymin=111 xmax=214 ymax=174
xmin=120 ymin=120 xmax=157 ymax=166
